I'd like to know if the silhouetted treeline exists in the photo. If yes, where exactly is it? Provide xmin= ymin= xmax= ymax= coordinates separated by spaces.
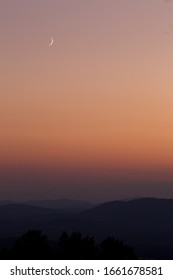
xmin=0 ymin=230 xmax=136 ymax=260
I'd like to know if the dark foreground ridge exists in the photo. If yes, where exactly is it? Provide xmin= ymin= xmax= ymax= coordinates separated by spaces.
xmin=0 ymin=230 xmax=136 ymax=260
xmin=1 ymin=197 xmax=173 ymax=259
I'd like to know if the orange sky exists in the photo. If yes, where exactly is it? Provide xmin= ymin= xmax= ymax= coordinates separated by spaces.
xmin=1 ymin=0 xmax=173 ymax=200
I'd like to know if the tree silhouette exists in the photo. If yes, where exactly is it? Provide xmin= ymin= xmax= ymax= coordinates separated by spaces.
xmin=99 ymin=236 xmax=136 ymax=259
xmin=56 ymin=231 xmax=97 ymax=259
xmin=0 ymin=230 xmax=136 ymax=259
xmin=82 ymin=235 xmax=98 ymax=259
xmin=12 ymin=230 xmax=52 ymax=259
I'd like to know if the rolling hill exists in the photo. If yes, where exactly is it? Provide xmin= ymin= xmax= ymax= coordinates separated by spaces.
xmin=1 ymin=198 xmax=173 ymax=258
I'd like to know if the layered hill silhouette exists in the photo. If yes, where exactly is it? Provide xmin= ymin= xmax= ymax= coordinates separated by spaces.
xmin=0 ymin=199 xmax=95 ymax=212
xmin=0 ymin=204 xmax=67 ymax=240
xmin=1 ymin=198 xmax=173 ymax=258
xmin=78 ymin=198 xmax=173 ymax=243
xmin=25 ymin=199 xmax=96 ymax=212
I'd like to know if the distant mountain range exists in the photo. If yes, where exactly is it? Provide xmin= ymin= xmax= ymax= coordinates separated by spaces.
xmin=0 ymin=199 xmax=96 ymax=213
xmin=25 ymin=199 xmax=96 ymax=212
xmin=1 ymin=198 xmax=173 ymax=259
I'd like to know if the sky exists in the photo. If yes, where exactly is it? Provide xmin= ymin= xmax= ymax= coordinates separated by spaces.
xmin=1 ymin=0 xmax=173 ymax=202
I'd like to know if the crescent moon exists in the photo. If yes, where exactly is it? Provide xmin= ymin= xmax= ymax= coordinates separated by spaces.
xmin=49 ymin=37 xmax=54 ymax=47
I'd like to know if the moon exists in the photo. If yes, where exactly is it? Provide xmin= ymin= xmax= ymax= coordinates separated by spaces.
xmin=49 ymin=37 xmax=54 ymax=47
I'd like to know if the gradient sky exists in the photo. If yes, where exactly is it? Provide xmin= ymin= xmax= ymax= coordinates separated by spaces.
xmin=1 ymin=0 xmax=173 ymax=202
